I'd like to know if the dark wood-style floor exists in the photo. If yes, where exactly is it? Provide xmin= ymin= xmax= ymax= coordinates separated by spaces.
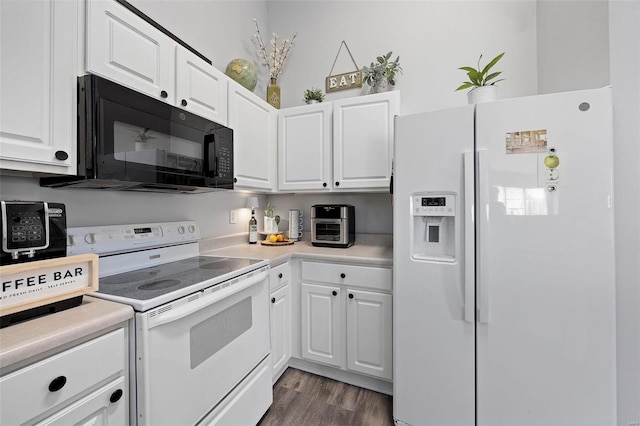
xmin=258 ymin=368 xmax=394 ymax=426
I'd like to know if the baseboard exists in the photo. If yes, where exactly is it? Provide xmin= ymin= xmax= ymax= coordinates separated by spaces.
xmin=287 ymin=357 xmax=393 ymax=395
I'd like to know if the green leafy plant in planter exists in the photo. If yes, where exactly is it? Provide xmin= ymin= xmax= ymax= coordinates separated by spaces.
xmin=455 ymin=52 xmax=505 ymax=92
xmin=303 ymin=87 xmax=325 ymax=104
xmin=362 ymin=51 xmax=402 ymax=93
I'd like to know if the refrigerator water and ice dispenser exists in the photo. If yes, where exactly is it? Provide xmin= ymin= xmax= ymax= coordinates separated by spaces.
xmin=410 ymin=192 xmax=456 ymax=262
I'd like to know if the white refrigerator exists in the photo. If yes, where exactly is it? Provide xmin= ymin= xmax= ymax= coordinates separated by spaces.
xmin=393 ymin=87 xmax=616 ymax=426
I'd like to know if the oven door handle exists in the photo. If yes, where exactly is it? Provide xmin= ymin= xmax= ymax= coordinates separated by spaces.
xmin=147 ymin=269 xmax=268 ymax=329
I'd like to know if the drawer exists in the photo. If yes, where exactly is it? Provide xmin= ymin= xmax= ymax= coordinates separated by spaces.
xmin=301 ymin=261 xmax=392 ymax=292
xmin=0 ymin=328 xmax=125 ymax=426
xmin=269 ymin=262 xmax=290 ymax=291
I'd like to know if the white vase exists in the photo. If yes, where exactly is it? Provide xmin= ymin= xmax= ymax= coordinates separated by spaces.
xmin=467 ymin=85 xmax=498 ymax=104
xmin=264 ymin=217 xmax=278 ymax=234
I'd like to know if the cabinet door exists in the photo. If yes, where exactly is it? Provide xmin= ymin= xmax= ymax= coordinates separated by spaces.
xmin=332 ymin=91 xmax=400 ymax=189
xmin=228 ymin=81 xmax=277 ymax=191
xmin=35 ymin=377 xmax=127 ymax=426
xmin=270 ymin=283 xmax=291 ymax=380
xmin=0 ymin=0 xmax=77 ymax=174
xmin=278 ymin=103 xmax=332 ymax=191
xmin=346 ymin=289 xmax=392 ymax=380
xmin=86 ymin=0 xmax=174 ymax=103
xmin=176 ymin=47 xmax=228 ymax=125
xmin=300 ymin=283 xmax=342 ymax=367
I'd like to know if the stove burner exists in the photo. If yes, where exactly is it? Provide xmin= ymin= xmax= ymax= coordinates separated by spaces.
xmin=138 ymin=279 xmax=182 ymax=291
xmin=101 ymin=270 xmax=159 ymax=285
xmin=199 ymin=260 xmax=234 ymax=270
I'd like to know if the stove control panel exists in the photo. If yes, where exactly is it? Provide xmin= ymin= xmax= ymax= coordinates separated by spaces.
xmin=67 ymin=221 xmax=200 ymax=256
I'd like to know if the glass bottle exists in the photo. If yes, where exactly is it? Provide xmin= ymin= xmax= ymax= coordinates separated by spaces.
xmin=249 ymin=208 xmax=258 ymax=244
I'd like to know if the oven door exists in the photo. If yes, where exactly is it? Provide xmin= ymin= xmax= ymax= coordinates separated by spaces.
xmin=135 ymin=269 xmax=270 ymax=426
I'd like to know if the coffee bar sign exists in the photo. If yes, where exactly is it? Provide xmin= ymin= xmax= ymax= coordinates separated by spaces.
xmin=0 ymin=254 xmax=98 ymax=316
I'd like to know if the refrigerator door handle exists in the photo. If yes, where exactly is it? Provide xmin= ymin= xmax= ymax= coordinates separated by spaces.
xmin=463 ymin=152 xmax=475 ymax=323
xmin=477 ymin=149 xmax=490 ymax=324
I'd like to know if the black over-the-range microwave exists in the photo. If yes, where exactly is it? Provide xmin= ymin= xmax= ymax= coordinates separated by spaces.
xmin=40 ymin=75 xmax=234 ymax=193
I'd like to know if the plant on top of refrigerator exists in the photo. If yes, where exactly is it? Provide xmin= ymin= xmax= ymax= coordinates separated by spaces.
xmin=455 ymin=52 xmax=505 ymax=92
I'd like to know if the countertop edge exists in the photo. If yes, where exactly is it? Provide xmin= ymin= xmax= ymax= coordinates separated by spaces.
xmin=0 ymin=296 xmax=134 ymax=370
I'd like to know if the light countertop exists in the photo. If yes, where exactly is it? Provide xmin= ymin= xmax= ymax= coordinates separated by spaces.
xmin=1 ymin=235 xmax=391 ymax=371
xmin=202 ymin=236 xmax=393 ymax=267
xmin=0 ymin=296 xmax=133 ymax=371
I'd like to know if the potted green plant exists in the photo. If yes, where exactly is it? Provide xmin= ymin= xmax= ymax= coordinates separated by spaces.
xmin=303 ymin=87 xmax=325 ymax=104
xmin=455 ymin=52 xmax=505 ymax=104
xmin=361 ymin=51 xmax=402 ymax=93
xmin=133 ymin=128 xmax=156 ymax=151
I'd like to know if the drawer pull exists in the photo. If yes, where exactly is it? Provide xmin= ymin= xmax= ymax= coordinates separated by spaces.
xmin=110 ymin=389 xmax=123 ymax=403
xmin=349 ymin=293 xmax=354 ymax=299
xmin=48 ymin=376 xmax=67 ymax=392
xmin=340 ymin=273 xmax=346 ymax=279
xmin=332 ymin=290 xmax=337 ymax=296
xmin=278 ymin=273 xmax=283 ymax=279
xmin=271 ymin=297 xmax=276 ymax=304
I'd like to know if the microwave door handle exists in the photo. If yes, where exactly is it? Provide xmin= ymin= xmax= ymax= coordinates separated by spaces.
xmin=204 ymin=134 xmax=217 ymax=177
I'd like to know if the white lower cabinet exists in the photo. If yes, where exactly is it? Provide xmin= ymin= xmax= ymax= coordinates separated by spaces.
xmin=300 ymin=282 xmax=343 ymax=368
xmin=299 ymin=261 xmax=393 ymax=381
xmin=0 ymin=328 xmax=128 ymax=426
xmin=269 ymin=263 xmax=292 ymax=381
xmin=346 ymin=289 xmax=393 ymax=380
xmin=36 ymin=376 xmax=126 ymax=426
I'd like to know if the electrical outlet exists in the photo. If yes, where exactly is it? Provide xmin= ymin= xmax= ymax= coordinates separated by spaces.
xmin=229 ymin=209 xmax=237 ymax=224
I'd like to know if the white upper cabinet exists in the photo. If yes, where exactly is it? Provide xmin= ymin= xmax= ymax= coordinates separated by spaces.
xmin=333 ymin=91 xmax=400 ymax=190
xmin=0 ymin=0 xmax=78 ymax=175
xmin=87 ymin=0 xmax=227 ymax=124
xmin=278 ymin=92 xmax=399 ymax=192
xmin=176 ymin=47 xmax=228 ymax=125
xmin=86 ymin=0 xmax=174 ymax=103
xmin=228 ymin=81 xmax=277 ymax=191
xmin=278 ymin=103 xmax=332 ymax=191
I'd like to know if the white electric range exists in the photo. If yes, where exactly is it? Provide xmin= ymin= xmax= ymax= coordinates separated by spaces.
xmin=68 ymin=221 xmax=273 ymax=426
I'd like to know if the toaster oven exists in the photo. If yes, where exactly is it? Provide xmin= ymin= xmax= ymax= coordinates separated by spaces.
xmin=311 ymin=204 xmax=355 ymax=248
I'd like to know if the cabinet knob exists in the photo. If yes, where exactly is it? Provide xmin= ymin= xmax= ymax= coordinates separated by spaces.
xmin=340 ymin=273 xmax=346 ymax=279
xmin=332 ymin=290 xmax=337 ymax=296
xmin=349 ymin=293 xmax=354 ymax=299
xmin=234 ymin=177 xmax=238 ymax=183
xmin=160 ymin=90 xmax=168 ymax=99
xmin=271 ymin=297 xmax=276 ymax=303
xmin=322 ymin=182 xmax=327 ymax=187
xmin=48 ymin=376 xmax=67 ymax=392
xmin=54 ymin=150 xmax=68 ymax=161
xmin=181 ymin=99 xmax=188 ymax=107
xmin=110 ymin=389 xmax=123 ymax=403
xmin=335 ymin=181 xmax=340 ymax=186
xmin=278 ymin=273 xmax=283 ymax=279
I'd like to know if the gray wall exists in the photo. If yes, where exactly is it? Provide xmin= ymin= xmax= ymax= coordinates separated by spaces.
xmin=537 ymin=0 xmax=609 ymax=94
xmin=609 ymin=2 xmax=640 ymax=424
xmin=267 ymin=1 xmax=538 ymax=112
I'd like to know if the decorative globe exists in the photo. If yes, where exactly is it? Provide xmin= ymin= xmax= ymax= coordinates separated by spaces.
xmin=225 ymin=59 xmax=258 ymax=92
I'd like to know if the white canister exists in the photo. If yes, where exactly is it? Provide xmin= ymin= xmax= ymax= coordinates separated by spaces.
xmin=288 ymin=209 xmax=304 ymax=241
